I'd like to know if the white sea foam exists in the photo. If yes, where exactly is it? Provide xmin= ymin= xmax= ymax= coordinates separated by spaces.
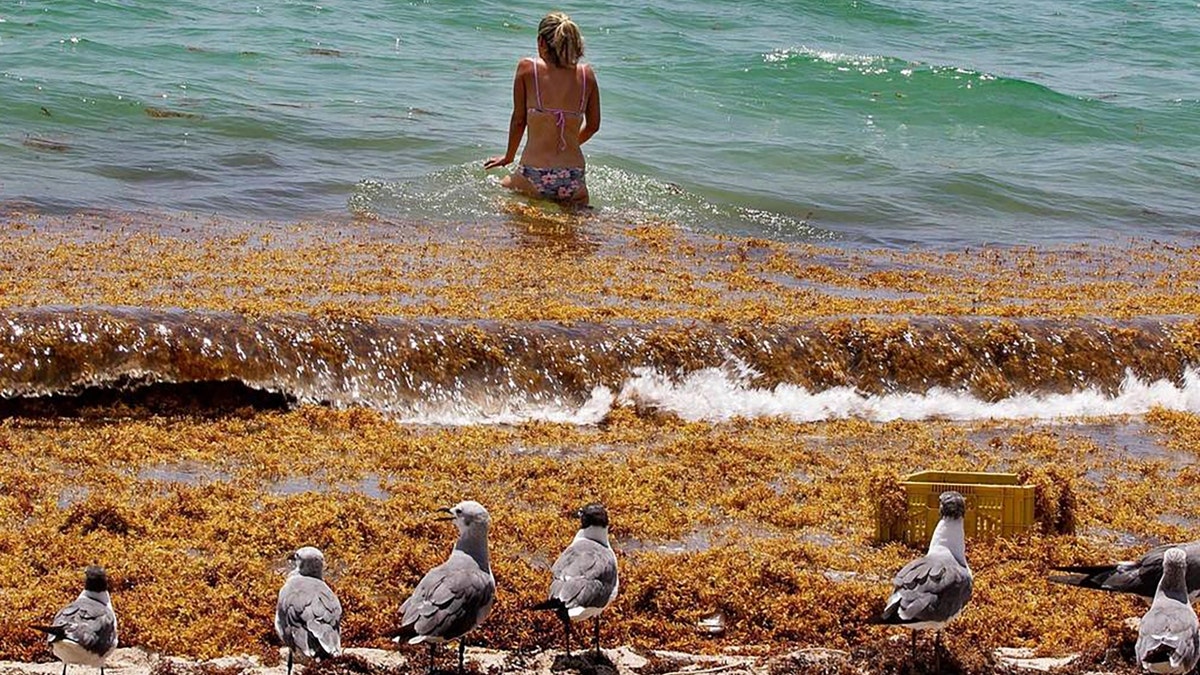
xmin=763 ymin=46 xmax=892 ymax=74
xmin=614 ymin=362 xmax=1200 ymax=423
xmin=381 ymin=362 xmax=1200 ymax=426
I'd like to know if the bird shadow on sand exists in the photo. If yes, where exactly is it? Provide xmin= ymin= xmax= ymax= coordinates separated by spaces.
xmin=550 ymin=651 xmax=616 ymax=675
xmin=302 ymin=654 xmax=410 ymax=675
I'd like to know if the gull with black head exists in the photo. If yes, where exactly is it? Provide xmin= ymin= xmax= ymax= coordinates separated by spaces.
xmin=1051 ymin=541 xmax=1200 ymax=603
xmin=31 ymin=566 xmax=118 ymax=675
xmin=873 ymin=491 xmax=973 ymax=673
xmin=396 ymin=500 xmax=495 ymax=674
xmin=532 ymin=503 xmax=619 ymax=657
xmin=275 ymin=546 xmax=343 ymax=675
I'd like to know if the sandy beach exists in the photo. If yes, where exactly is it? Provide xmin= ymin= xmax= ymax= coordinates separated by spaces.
xmin=0 ymin=642 xmax=1110 ymax=675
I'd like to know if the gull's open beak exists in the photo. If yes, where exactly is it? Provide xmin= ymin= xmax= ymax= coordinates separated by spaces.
xmin=433 ymin=507 xmax=455 ymax=521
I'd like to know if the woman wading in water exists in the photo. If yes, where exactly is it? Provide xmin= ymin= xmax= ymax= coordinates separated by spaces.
xmin=484 ymin=12 xmax=600 ymax=206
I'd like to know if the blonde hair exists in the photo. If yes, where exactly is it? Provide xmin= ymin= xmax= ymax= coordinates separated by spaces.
xmin=538 ymin=12 xmax=584 ymax=68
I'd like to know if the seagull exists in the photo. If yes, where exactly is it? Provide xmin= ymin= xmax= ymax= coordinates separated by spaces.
xmin=873 ymin=491 xmax=973 ymax=673
xmin=275 ymin=546 xmax=343 ymax=675
xmin=395 ymin=501 xmax=495 ymax=674
xmin=30 ymin=566 xmax=119 ymax=675
xmin=1136 ymin=548 xmax=1200 ymax=673
xmin=532 ymin=503 xmax=619 ymax=657
xmin=1051 ymin=541 xmax=1200 ymax=602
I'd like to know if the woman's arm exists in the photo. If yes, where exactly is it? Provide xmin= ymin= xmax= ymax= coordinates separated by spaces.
xmin=578 ymin=64 xmax=601 ymax=146
xmin=484 ymin=60 xmax=531 ymax=169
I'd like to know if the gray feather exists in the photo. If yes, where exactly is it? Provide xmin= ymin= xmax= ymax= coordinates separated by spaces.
xmin=1137 ymin=599 xmax=1200 ymax=672
xmin=276 ymin=575 xmax=343 ymax=658
xmin=401 ymin=551 xmax=495 ymax=642
xmin=49 ymin=595 xmax=117 ymax=658
xmin=1055 ymin=542 xmax=1200 ymax=601
xmin=881 ymin=549 xmax=973 ymax=625
xmin=549 ymin=539 xmax=618 ymax=611
xmin=1136 ymin=548 xmax=1200 ymax=673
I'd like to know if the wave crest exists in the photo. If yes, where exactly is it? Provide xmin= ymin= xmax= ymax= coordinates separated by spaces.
xmin=2 ymin=307 xmax=1198 ymax=425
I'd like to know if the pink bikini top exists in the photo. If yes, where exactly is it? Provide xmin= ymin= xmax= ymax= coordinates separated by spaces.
xmin=527 ymin=58 xmax=587 ymax=151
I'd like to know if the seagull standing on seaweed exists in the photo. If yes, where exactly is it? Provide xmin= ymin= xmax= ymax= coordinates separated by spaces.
xmin=1135 ymin=547 xmax=1200 ymax=674
xmin=275 ymin=546 xmax=343 ymax=675
xmin=1050 ymin=541 xmax=1200 ymax=602
xmin=873 ymin=491 xmax=973 ymax=673
xmin=532 ymin=503 xmax=619 ymax=657
xmin=395 ymin=501 xmax=495 ymax=674
xmin=31 ymin=566 xmax=118 ymax=675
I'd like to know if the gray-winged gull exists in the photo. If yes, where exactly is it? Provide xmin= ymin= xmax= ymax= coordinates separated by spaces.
xmin=532 ymin=503 xmax=619 ymax=656
xmin=873 ymin=491 xmax=973 ymax=673
xmin=395 ymin=500 xmax=495 ymax=674
xmin=275 ymin=546 xmax=343 ymax=675
xmin=1136 ymin=547 xmax=1200 ymax=673
xmin=31 ymin=566 xmax=118 ymax=675
xmin=1051 ymin=541 xmax=1200 ymax=602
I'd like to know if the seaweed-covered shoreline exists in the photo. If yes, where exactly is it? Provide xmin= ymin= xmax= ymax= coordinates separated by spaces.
xmin=0 ymin=407 xmax=1191 ymax=673
xmin=2 ymin=208 xmax=1199 ymax=322
xmin=3 ymin=208 xmax=1200 ymax=673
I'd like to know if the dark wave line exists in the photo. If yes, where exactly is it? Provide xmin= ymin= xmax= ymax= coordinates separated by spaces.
xmin=0 ymin=307 xmax=1196 ymax=419
xmin=0 ymin=378 xmax=292 ymax=419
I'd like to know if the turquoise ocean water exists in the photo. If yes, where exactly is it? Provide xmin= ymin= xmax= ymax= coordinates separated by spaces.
xmin=1 ymin=0 xmax=1197 ymax=247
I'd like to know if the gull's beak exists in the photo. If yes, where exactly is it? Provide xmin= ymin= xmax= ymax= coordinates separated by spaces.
xmin=272 ymin=554 xmax=296 ymax=575
xmin=434 ymin=507 xmax=455 ymax=522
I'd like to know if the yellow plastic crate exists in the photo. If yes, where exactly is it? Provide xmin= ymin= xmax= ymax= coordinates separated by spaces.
xmin=875 ymin=470 xmax=1036 ymax=545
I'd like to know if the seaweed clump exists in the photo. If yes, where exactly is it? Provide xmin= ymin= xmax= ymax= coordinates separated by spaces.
xmin=0 ymin=410 xmax=1192 ymax=674
xmin=3 ymin=211 xmax=1200 ymax=323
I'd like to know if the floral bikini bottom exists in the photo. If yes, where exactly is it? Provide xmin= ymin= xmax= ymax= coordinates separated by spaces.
xmin=517 ymin=165 xmax=586 ymax=201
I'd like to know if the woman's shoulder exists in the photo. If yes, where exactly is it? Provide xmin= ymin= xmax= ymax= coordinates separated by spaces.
xmin=515 ymin=57 xmax=537 ymax=75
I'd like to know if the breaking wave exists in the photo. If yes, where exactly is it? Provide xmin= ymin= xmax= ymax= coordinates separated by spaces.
xmin=1 ymin=307 xmax=1197 ymax=424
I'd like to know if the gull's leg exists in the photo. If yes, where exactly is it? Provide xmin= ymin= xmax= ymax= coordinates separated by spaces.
xmin=564 ymin=619 xmax=572 ymax=658
xmin=593 ymin=617 xmax=601 ymax=655
xmin=458 ymin=639 xmax=466 ymax=674
xmin=934 ymin=631 xmax=942 ymax=675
